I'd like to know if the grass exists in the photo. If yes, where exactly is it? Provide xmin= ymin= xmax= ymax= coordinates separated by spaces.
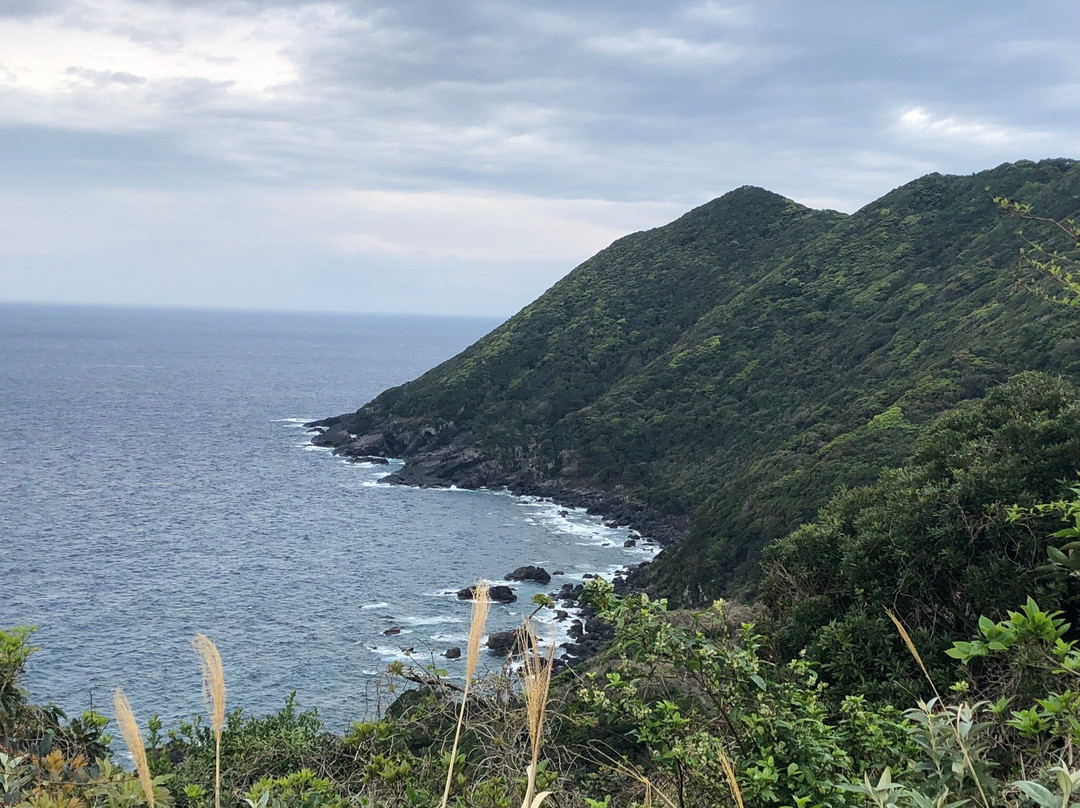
xmin=192 ymin=634 xmax=226 ymax=808
xmin=440 ymin=580 xmax=491 ymax=808
xmin=114 ymin=688 xmax=155 ymax=808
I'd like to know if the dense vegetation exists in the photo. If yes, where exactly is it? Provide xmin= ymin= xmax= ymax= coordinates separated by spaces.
xmin=318 ymin=159 xmax=1080 ymax=603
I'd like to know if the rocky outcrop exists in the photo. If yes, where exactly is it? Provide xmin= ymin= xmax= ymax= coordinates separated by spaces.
xmin=305 ymin=416 xmax=686 ymax=550
xmin=486 ymin=629 xmax=522 ymax=655
xmin=505 ymin=565 xmax=551 ymax=584
xmin=457 ymin=584 xmax=516 ymax=603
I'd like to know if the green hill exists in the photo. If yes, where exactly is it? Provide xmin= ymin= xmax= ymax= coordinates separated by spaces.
xmin=313 ymin=158 xmax=1080 ymax=603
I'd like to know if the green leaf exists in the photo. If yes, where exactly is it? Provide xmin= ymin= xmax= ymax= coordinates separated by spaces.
xmin=1015 ymin=780 xmax=1057 ymax=807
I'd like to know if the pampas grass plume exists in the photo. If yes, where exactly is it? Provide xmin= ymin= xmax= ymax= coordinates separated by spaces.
xmin=519 ymin=620 xmax=556 ymax=808
xmin=465 ymin=580 xmax=491 ymax=683
xmin=113 ymin=688 xmax=155 ymax=808
xmin=440 ymin=580 xmax=491 ymax=808
xmin=192 ymin=633 xmax=226 ymax=736
xmin=193 ymin=633 xmax=226 ymax=808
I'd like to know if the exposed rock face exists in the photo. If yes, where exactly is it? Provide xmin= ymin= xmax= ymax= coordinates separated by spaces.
xmin=444 ymin=647 xmax=461 ymax=659
xmin=457 ymin=584 xmax=516 ymax=603
xmin=304 ymin=417 xmax=687 ymax=550
xmin=380 ymin=447 xmax=502 ymax=489
xmin=505 ymin=565 xmax=551 ymax=585
xmin=486 ymin=629 xmax=522 ymax=655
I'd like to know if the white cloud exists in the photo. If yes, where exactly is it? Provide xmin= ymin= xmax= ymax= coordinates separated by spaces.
xmin=897 ymin=106 xmax=1051 ymax=150
xmin=584 ymin=30 xmax=748 ymax=68
xmin=0 ymin=0 xmax=308 ymax=94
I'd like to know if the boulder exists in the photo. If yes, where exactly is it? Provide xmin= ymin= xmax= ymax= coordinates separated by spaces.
xmin=457 ymin=584 xmax=517 ymax=603
xmin=486 ymin=629 xmax=522 ymax=655
xmin=444 ymin=647 xmax=461 ymax=659
xmin=310 ymin=423 xmax=351 ymax=448
xmin=383 ymin=626 xmax=402 ymax=636
xmin=505 ymin=565 xmax=551 ymax=585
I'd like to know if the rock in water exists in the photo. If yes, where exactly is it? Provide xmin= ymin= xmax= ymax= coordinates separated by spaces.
xmin=444 ymin=647 xmax=461 ymax=659
xmin=504 ymin=565 xmax=551 ymax=584
xmin=457 ymin=584 xmax=517 ymax=603
xmin=486 ymin=629 xmax=522 ymax=655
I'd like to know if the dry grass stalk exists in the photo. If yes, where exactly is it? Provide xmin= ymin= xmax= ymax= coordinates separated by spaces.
xmin=885 ymin=609 xmax=991 ymax=808
xmin=717 ymin=745 xmax=744 ymax=808
xmin=885 ymin=609 xmax=935 ymax=697
xmin=519 ymin=620 xmax=556 ymax=808
xmin=587 ymin=748 xmax=679 ymax=808
xmin=192 ymin=633 xmax=226 ymax=808
xmin=113 ymin=688 xmax=154 ymax=808
xmin=440 ymin=580 xmax=491 ymax=808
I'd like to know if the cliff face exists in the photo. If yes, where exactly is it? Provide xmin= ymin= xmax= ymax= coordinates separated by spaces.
xmin=313 ymin=159 xmax=1080 ymax=603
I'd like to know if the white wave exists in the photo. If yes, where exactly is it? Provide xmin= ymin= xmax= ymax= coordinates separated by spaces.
xmin=431 ymin=631 xmax=468 ymax=643
xmin=360 ymin=602 xmax=389 ymax=610
xmin=368 ymin=645 xmax=421 ymax=662
xmin=400 ymin=615 xmax=465 ymax=626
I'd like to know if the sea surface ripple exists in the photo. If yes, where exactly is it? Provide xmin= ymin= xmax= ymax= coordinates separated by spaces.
xmin=0 ymin=304 xmax=655 ymax=730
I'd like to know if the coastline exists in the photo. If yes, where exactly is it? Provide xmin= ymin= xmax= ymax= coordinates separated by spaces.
xmin=304 ymin=419 xmax=680 ymax=665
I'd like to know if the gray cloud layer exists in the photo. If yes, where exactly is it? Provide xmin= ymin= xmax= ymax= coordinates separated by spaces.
xmin=2 ymin=0 xmax=1078 ymax=314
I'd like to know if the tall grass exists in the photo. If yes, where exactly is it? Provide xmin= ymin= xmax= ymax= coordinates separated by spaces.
xmin=113 ymin=688 xmax=155 ymax=808
xmin=440 ymin=580 xmax=491 ymax=808
xmin=886 ymin=609 xmax=991 ymax=808
xmin=100 ymin=591 xmax=569 ymax=808
xmin=193 ymin=633 xmax=226 ymax=808
xmin=518 ymin=620 xmax=555 ymax=808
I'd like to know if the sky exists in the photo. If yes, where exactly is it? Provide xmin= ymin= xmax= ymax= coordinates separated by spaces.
xmin=1 ymin=1 xmax=1079 ymax=316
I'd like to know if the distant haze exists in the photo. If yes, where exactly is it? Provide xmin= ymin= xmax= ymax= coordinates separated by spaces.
xmin=1 ymin=1 xmax=1078 ymax=316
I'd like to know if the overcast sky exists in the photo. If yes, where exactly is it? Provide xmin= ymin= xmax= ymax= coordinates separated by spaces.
xmin=1 ymin=0 xmax=1078 ymax=316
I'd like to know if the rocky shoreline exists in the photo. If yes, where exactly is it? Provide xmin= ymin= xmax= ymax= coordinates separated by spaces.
xmin=307 ymin=417 xmax=687 ymax=551
xmin=306 ymin=416 xmax=685 ymax=665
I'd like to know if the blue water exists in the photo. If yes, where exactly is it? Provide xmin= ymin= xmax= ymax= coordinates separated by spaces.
xmin=0 ymin=304 xmax=654 ymax=730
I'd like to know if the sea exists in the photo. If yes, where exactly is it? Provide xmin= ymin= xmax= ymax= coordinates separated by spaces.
xmin=0 ymin=303 xmax=656 ymax=731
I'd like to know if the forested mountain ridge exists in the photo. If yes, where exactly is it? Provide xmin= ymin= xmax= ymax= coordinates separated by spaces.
xmin=313 ymin=158 xmax=1080 ymax=603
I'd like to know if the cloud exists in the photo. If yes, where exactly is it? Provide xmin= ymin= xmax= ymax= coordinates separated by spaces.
xmin=2 ymin=0 xmax=1080 ymax=314
xmin=583 ymin=30 xmax=751 ymax=69
xmin=0 ymin=184 xmax=684 ymax=315
xmin=898 ymin=106 xmax=1052 ymax=151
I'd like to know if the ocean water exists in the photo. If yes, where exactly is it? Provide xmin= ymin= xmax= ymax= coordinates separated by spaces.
xmin=0 ymin=304 xmax=655 ymax=730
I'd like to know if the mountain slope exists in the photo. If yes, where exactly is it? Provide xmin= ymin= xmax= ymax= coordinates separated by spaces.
xmin=313 ymin=159 xmax=1080 ymax=603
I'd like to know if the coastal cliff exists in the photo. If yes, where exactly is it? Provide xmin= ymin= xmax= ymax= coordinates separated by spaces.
xmin=312 ymin=159 xmax=1080 ymax=603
